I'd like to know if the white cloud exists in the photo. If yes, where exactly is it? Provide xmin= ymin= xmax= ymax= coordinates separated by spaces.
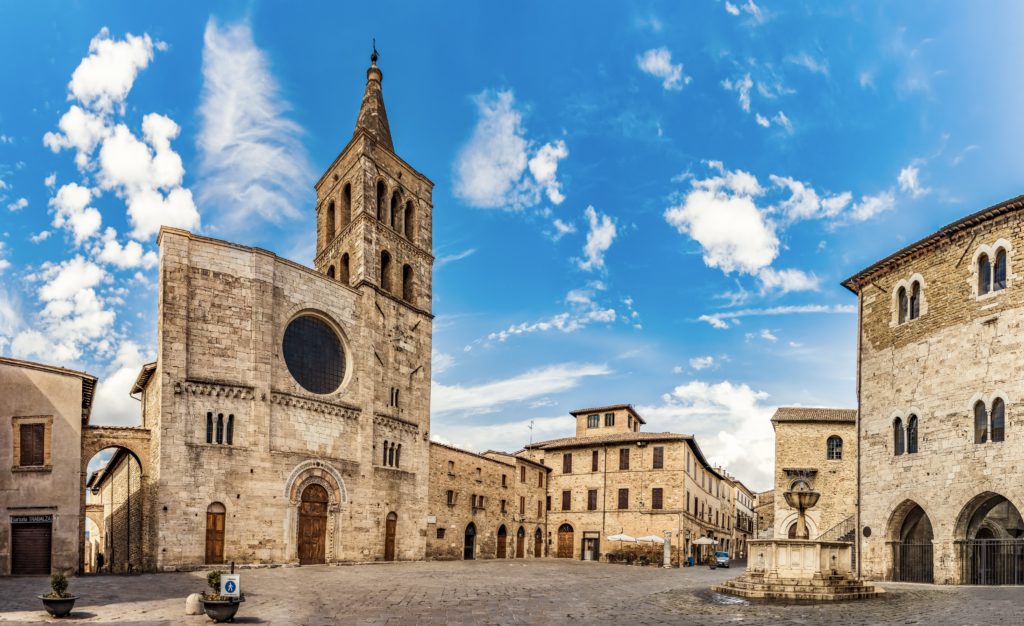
xmin=66 ymin=27 xmax=160 ymax=114
xmin=0 ymin=243 xmax=10 ymax=274
xmin=42 ymin=105 xmax=108 ymax=167
xmin=92 ymin=340 xmax=151 ymax=426
xmin=858 ymin=70 xmax=875 ymax=89
xmin=548 ymin=218 xmax=576 ymax=241
xmin=638 ymin=379 xmax=776 ymax=490
xmin=7 ymin=197 xmax=27 ymax=212
xmin=724 ymin=1 xmax=740 ymax=15
xmin=740 ymin=0 xmax=765 ymax=22
xmin=196 ymin=18 xmax=314 ymax=232
xmin=772 ymin=111 xmax=793 ymax=133
xmin=454 ymin=90 xmax=568 ymax=211
xmin=431 ymin=414 xmax=569 ymax=456
xmin=30 ymin=231 xmax=51 ymax=243
xmin=637 ymin=47 xmax=690 ymax=91
xmin=432 ymin=349 xmax=455 ymax=375
xmin=50 ymin=182 xmax=102 ymax=245
xmin=786 ymin=52 xmax=829 ymax=76
xmin=436 ymin=248 xmax=476 ymax=268
xmin=577 ymin=205 xmax=616 ymax=271
xmin=699 ymin=304 xmax=856 ymax=329
xmin=690 ymin=356 xmax=715 ymax=370
xmin=757 ymin=267 xmax=820 ymax=294
xmin=94 ymin=228 xmax=158 ymax=269
xmin=44 ymin=172 xmax=57 ymax=188
xmin=432 ymin=362 xmax=611 ymax=416
xmin=898 ymin=165 xmax=929 ymax=198
xmin=759 ymin=329 xmax=778 ymax=342
xmin=755 ymin=113 xmax=770 ymax=128
xmin=722 ymin=74 xmax=754 ymax=112
xmin=769 ymin=174 xmax=850 ymax=222
xmin=849 ymin=190 xmax=896 ymax=221
xmin=482 ymin=284 xmax=618 ymax=345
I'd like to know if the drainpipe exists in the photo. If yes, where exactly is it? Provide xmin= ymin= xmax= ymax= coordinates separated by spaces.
xmin=856 ymin=289 xmax=863 ymax=579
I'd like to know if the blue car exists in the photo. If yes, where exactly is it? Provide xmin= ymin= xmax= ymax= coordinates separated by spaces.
xmin=715 ymin=551 xmax=731 ymax=568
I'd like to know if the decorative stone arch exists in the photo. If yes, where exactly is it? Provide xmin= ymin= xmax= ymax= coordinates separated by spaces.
xmin=969 ymin=238 xmax=1014 ymax=299
xmin=278 ymin=305 xmax=356 ymax=396
xmin=778 ymin=511 xmax=818 ymax=539
xmin=952 ymin=490 xmax=1024 ymax=540
xmin=891 ymin=273 xmax=928 ymax=326
xmin=885 ymin=498 xmax=933 ymax=542
xmin=283 ymin=460 xmax=348 ymax=563
xmin=80 ymin=426 xmax=153 ymax=573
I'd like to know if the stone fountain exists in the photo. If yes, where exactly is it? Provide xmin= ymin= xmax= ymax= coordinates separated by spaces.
xmin=712 ymin=481 xmax=882 ymax=601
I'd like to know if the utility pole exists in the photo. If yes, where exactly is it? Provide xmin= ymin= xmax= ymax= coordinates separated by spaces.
xmin=528 ymin=420 xmax=534 ymax=445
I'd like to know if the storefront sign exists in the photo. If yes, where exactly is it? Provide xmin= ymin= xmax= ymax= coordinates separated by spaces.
xmin=11 ymin=515 xmax=53 ymax=524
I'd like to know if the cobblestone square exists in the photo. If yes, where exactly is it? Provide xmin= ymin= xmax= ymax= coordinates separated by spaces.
xmin=2 ymin=560 xmax=1022 ymax=625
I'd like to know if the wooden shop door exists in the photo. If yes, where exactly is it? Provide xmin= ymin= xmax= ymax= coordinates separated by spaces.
xmin=298 ymin=484 xmax=328 ymax=565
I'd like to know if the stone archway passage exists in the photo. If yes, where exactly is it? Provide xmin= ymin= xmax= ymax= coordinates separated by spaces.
xmin=298 ymin=484 xmax=328 ymax=565
xmin=557 ymin=524 xmax=574 ymax=558
xmin=958 ymin=493 xmax=1024 ymax=585
xmin=890 ymin=502 xmax=934 ymax=583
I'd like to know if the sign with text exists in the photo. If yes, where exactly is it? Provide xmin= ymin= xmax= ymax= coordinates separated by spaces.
xmin=11 ymin=515 xmax=53 ymax=524
xmin=221 ymin=574 xmax=240 ymax=598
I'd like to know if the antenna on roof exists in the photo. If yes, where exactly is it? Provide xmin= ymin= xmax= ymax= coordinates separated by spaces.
xmin=528 ymin=420 xmax=535 ymax=445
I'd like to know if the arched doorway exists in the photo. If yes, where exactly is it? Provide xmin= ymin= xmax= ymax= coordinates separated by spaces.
xmin=81 ymin=445 xmax=144 ymax=575
xmin=516 ymin=526 xmax=525 ymax=558
xmin=205 ymin=503 xmax=226 ymax=564
xmin=534 ymin=528 xmax=543 ymax=557
xmin=384 ymin=512 xmax=397 ymax=561
xmin=298 ymin=484 xmax=328 ymax=565
xmin=889 ymin=501 xmax=933 ymax=582
xmin=957 ymin=493 xmax=1024 ymax=584
xmin=464 ymin=523 xmax=476 ymax=560
xmin=496 ymin=525 xmax=507 ymax=559
xmin=557 ymin=524 xmax=574 ymax=558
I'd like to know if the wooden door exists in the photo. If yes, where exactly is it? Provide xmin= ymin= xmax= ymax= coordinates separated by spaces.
xmin=496 ymin=526 xmax=507 ymax=559
xmin=464 ymin=523 xmax=476 ymax=560
xmin=534 ymin=529 xmax=543 ymax=557
xmin=298 ymin=484 xmax=328 ymax=565
xmin=205 ymin=511 xmax=225 ymax=564
xmin=11 ymin=523 xmax=51 ymax=575
xmin=557 ymin=524 xmax=574 ymax=558
xmin=384 ymin=513 xmax=397 ymax=561
xmin=516 ymin=529 xmax=525 ymax=558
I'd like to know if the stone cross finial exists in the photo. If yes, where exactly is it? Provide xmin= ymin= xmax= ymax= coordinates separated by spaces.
xmin=371 ymin=39 xmax=379 ymax=65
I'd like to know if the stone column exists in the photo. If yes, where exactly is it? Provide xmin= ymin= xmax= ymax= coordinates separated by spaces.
xmin=663 ymin=531 xmax=672 ymax=568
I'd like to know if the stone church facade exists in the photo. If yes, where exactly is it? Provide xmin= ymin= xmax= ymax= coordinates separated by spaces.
xmin=845 ymin=195 xmax=1024 ymax=584
xmin=132 ymin=52 xmax=434 ymax=569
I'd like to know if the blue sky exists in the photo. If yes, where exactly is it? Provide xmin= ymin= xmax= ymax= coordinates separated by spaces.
xmin=2 ymin=2 xmax=1023 ymax=490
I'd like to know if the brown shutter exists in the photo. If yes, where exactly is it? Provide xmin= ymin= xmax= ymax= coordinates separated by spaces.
xmin=619 ymin=448 xmax=629 ymax=470
xmin=520 ymin=465 xmax=526 ymax=482
xmin=592 ymin=450 xmax=598 ymax=471
xmin=653 ymin=446 xmax=664 ymax=469
xmin=588 ymin=489 xmax=597 ymax=511
xmin=538 ymin=471 xmax=543 ymax=487
xmin=520 ymin=497 xmax=525 ymax=515
xmin=618 ymin=488 xmax=628 ymax=509
xmin=652 ymin=488 xmax=663 ymax=510
xmin=563 ymin=453 xmax=572 ymax=474
xmin=561 ymin=490 xmax=571 ymax=511
xmin=537 ymin=500 xmax=542 ymax=518
xmin=20 ymin=424 xmax=44 ymax=466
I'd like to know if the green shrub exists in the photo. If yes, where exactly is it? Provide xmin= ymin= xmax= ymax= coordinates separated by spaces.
xmin=207 ymin=570 xmax=223 ymax=593
xmin=48 ymin=573 xmax=69 ymax=598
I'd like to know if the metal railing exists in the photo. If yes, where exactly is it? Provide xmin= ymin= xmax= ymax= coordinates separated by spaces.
xmin=892 ymin=542 xmax=933 ymax=583
xmin=960 ymin=540 xmax=1024 ymax=585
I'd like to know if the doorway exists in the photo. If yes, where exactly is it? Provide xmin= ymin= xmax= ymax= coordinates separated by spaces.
xmin=582 ymin=536 xmax=600 ymax=561
xmin=205 ymin=503 xmax=225 ymax=564
xmin=11 ymin=518 xmax=52 ymax=575
xmin=534 ymin=528 xmax=543 ymax=557
xmin=384 ymin=512 xmax=397 ymax=561
xmin=557 ymin=524 xmax=574 ymax=558
xmin=516 ymin=527 xmax=525 ymax=558
xmin=298 ymin=484 xmax=328 ymax=565
xmin=496 ymin=525 xmax=507 ymax=559
xmin=464 ymin=523 xmax=476 ymax=560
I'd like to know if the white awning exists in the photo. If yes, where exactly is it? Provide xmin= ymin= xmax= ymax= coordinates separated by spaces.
xmin=635 ymin=535 xmax=666 ymax=544
xmin=607 ymin=534 xmax=637 ymax=543
xmin=692 ymin=536 xmax=717 ymax=545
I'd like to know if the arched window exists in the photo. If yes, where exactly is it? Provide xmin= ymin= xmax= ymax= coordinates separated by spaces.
xmin=395 ymin=444 xmax=401 ymax=468
xmin=388 ymin=442 xmax=395 ymax=467
xmin=994 ymin=249 xmax=1007 ymax=291
xmin=206 ymin=412 xmax=213 ymax=444
xmin=390 ymin=192 xmax=399 ymax=229
xmin=402 ymin=264 xmax=413 ymax=303
xmin=394 ymin=389 xmax=400 ymax=408
xmin=226 ymin=414 xmax=234 ymax=446
xmin=380 ymin=251 xmax=392 ymax=292
xmin=404 ymin=201 xmax=414 ymax=240
xmin=898 ymin=287 xmax=908 ymax=324
xmin=906 ymin=414 xmax=918 ymax=454
xmin=991 ymin=398 xmax=1005 ymax=443
xmin=342 ymin=183 xmax=352 ymax=229
xmin=383 ymin=440 xmax=389 ymax=466
xmin=216 ymin=413 xmax=224 ymax=444
xmin=326 ymin=200 xmax=336 ymax=240
xmin=340 ymin=253 xmax=350 ymax=285
xmin=909 ymin=281 xmax=921 ymax=320
xmin=826 ymin=436 xmax=842 ymax=460
xmin=327 ymin=265 xmax=336 ymax=280
xmin=893 ymin=417 xmax=905 ymax=455
xmin=974 ymin=400 xmax=988 ymax=444
xmin=979 ymin=253 xmax=992 ymax=295
xmin=376 ymin=181 xmax=386 ymax=221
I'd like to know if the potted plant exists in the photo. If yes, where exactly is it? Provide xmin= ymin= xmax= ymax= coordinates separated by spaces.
xmin=200 ymin=570 xmax=243 ymax=623
xmin=39 ymin=573 xmax=78 ymax=618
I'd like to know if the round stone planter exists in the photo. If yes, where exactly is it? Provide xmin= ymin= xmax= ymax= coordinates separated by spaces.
xmin=39 ymin=595 xmax=78 ymax=618
xmin=200 ymin=598 xmax=242 ymax=623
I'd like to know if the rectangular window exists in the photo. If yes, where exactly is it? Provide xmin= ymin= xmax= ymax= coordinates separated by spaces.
xmin=604 ymin=412 xmax=615 ymax=427
xmin=587 ymin=414 xmax=599 ymax=428
xmin=520 ymin=465 xmax=526 ymax=483
xmin=520 ymin=496 xmax=525 ymax=515
xmin=652 ymin=446 xmax=664 ymax=469
xmin=652 ymin=488 xmax=663 ymax=510
xmin=537 ymin=500 xmax=543 ymax=518
xmin=538 ymin=470 xmax=543 ymax=487
xmin=471 ymin=494 xmax=477 ymax=508
xmin=619 ymin=448 xmax=630 ymax=470
xmin=448 ymin=460 xmax=455 ymax=474
xmin=587 ymin=489 xmax=598 ymax=511
xmin=592 ymin=450 xmax=599 ymax=472
xmin=447 ymin=490 xmax=455 ymax=506
xmin=561 ymin=490 xmax=571 ymax=511
xmin=476 ymin=467 xmax=482 ymax=480
xmin=686 ymin=491 xmax=690 ymax=513
xmin=562 ymin=453 xmax=572 ymax=474
xmin=502 ymin=474 xmax=507 ymax=488
xmin=617 ymin=488 xmax=629 ymax=510
xmin=19 ymin=423 xmax=44 ymax=467
xmin=436 ymin=528 xmax=445 ymax=539
xmin=546 ymin=495 xmax=551 ymax=511
xmin=501 ymin=499 xmax=507 ymax=513
xmin=479 ymin=496 xmax=485 ymax=509
xmin=628 ymin=415 xmax=633 ymax=429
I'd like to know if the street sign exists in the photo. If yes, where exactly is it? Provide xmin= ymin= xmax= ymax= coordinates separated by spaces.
xmin=221 ymin=574 xmax=240 ymax=598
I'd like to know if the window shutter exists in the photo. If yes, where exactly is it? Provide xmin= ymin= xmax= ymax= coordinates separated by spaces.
xmin=653 ymin=446 xmax=664 ymax=469
xmin=20 ymin=424 xmax=44 ymax=466
xmin=652 ymin=488 xmax=663 ymax=510
xmin=563 ymin=453 xmax=572 ymax=474
xmin=588 ymin=489 xmax=597 ymax=511
xmin=619 ymin=448 xmax=629 ymax=470
xmin=592 ymin=450 xmax=599 ymax=471
xmin=618 ymin=488 xmax=628 ymax=510
xmin=562 ymin=490 xmax=571 ymax=511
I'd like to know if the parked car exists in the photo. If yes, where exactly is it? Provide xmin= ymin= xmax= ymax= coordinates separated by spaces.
xmin=714 ymin=551 xmax=730 ymax=568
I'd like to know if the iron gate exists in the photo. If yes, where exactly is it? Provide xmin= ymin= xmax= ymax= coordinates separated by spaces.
xmin=960 ymin=540 xmax=1024 ymax=585
xmin=892 ymin=542 xmax=933 ymax=583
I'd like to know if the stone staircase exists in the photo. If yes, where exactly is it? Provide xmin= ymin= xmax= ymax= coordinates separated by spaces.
xmin=712 ymin=571 xmax=883 ymax=601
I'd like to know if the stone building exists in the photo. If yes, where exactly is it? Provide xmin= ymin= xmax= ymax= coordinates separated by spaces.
xmin=754 ymin=491 xmax=774 ymax=538
xmin=426 ymin=443 xmax=548 ymax=560
xmin=85 ymin=447 xmax=143 ymax=573
xmin=0 ymin=356 xmax=96 ymax=575
xmin=729 ymin=476 xmax=755 ymax=559
xmin=522 ymin=405 xmax=735 ymax=565
xmin=770 ymin=408 xmax=856 ymax=541
xmin=844 ymin=194 xmax=1024 ymax=584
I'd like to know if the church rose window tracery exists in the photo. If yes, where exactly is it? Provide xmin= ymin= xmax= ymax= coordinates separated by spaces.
xmin=283 ymin=315 xmax=346 ymax=394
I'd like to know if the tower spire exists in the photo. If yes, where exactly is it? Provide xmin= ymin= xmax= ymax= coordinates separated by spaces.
xmin=354 ymin=41 xmax=394 ymax=152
